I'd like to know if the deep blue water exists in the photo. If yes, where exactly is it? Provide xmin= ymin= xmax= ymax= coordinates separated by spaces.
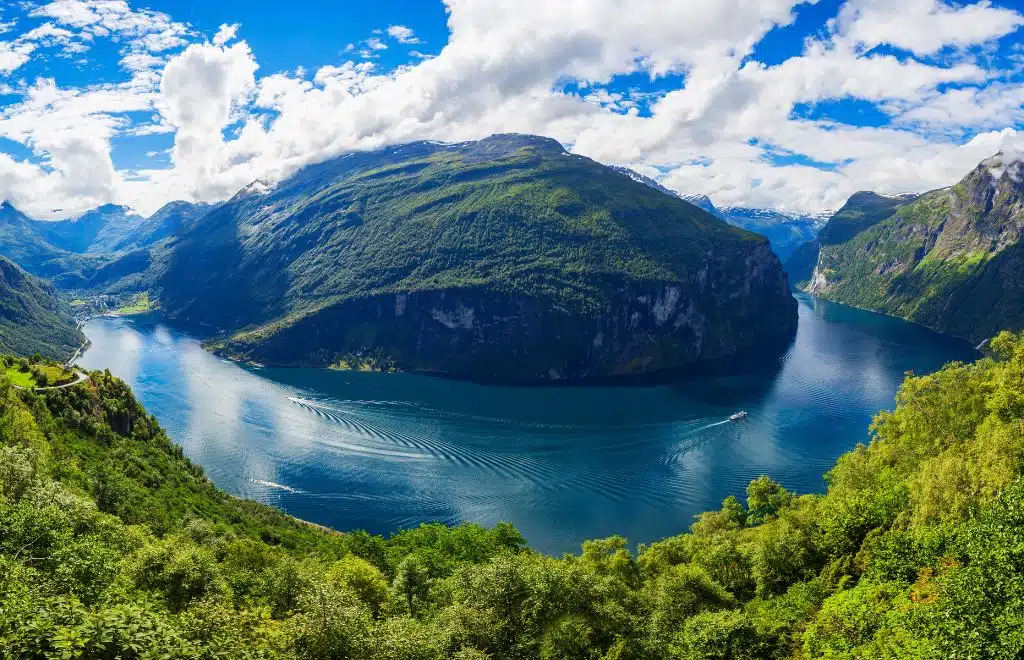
xmin=80 ymin=293 xmax=977 ymax=554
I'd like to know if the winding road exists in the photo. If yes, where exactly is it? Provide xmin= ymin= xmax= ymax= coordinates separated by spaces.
xmin=11 ymin=369 xmax=90 ymax=392
xmin=33 ymin=370 xmax=90 ymax=391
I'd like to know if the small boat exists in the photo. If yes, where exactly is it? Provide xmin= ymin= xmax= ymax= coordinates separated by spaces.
xmin=728 ymin=411 xmax=748 ymax=422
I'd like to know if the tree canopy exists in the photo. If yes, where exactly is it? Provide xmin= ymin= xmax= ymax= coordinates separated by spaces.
xmin=4 ymin=332 xmax=1024 ymax=657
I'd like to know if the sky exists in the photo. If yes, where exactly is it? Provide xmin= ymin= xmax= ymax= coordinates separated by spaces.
xmin=0 ymin=0 xmax=1022 ymax=219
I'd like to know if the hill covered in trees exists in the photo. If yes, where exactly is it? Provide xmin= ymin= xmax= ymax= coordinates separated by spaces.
xmin=153 ymin=134 xmax=796 ymax=381
xmin=0 ymin=257 xmax=84 ymax=360
xmin=3 ymin=331 xmax=1024 ymax=657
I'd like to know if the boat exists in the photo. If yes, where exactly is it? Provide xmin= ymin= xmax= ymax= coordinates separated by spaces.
xmin=728 ymin=411 xmax=748 ymax=422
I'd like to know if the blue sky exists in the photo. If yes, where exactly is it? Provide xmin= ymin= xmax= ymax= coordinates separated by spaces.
xmin=0 ymin=0 xmax=1022 ymax=218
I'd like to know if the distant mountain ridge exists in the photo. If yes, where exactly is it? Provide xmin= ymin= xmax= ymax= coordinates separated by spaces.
xmin=152 ymin=134 xmax=797 ymax=381
xmin=31 ymin=204 xmax=146 ymax=254
xmin=0 ymin=202 xmax=76 ymax=279
xmin=610 ymin=167 xmax=829 ymax=259
xmin=111 ymin=200 xmax=212 ymax=252
xmin=718 ymin=206 xmax=830 ymax=260
xmin=0 ymin=199 xmax=211 ymax=290
xmin=796 ymin=153 xmax=1024 ymax=343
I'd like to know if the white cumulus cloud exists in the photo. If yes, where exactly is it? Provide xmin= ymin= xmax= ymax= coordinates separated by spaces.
xmin=387 ymin=25 xmax=420 ymax=44
xmin=0 ymin=0 xmax=1020 ymax=218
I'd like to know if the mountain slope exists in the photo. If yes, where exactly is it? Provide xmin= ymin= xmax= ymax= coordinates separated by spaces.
xmin=807 ymin=154 xmax=1024 ymax=343
xmin=31 ymin=204 xmax=146 ymax=254
xmin=0 ymin=257 xmax=85 ymax=359
xmin=785 ymin=192 xmax=919 ymax=285
xmin=606 ymin=170 xmax=825 ymax=260
xmin=0 ymin=202 xmax=89 ymax=281
xmin=158 ymin=134 xmax=797 ymax=381
xmin=113 ymin=200 xmax=212 ymax=252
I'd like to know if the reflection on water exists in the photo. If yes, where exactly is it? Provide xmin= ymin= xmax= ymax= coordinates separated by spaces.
xmin=80 ymin=293 xmax=976 ymax=553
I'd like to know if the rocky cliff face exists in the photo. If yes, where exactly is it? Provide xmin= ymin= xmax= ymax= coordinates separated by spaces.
xmin=804 ymin=153 xmax=1024 ymax=343
xmin=215 ymin=242 xmax=795 ymax=381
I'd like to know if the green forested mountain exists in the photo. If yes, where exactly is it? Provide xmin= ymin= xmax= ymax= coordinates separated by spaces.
xmin=155 ymin=134 xmax=797 ymax=381
xmin=4 ymin=330 xmax=1024 ymax=657
xmin=0 ymin=257 xmax=84 ymax=360
xmin=112 ymin=200 xmax=213 ymax=252
xmin=784 ymin=192 xmax=918 ymax=286
xmin=802 ymin=154 xmax=1024 ymax=342
xmin=0 ymin=200 xmax=211 ymax=292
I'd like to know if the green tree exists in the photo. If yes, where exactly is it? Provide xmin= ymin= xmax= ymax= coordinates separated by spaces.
xmin=393 ymin=554 xmax=431 ymax=618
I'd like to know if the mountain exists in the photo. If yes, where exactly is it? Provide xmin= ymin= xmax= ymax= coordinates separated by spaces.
xmin=719 ymin=207 xmax=830 ymax=261
xmin=681 ymin=193 xmax=719 ymax=216
xmin=5 ymin=329 xmax=1024 ymax=657
xmin=30 ymin=203 xmax=146 ymax=254
xmin=805 ymin=153 xmax=1024 ymax=343
xmin=157 ymin=134 xmax=797 ymax=381
xmin=112 ymin=200 xmax=212 ymax=251
xmin=0 ymin=202 xmax=103 ymax=288
xmin=784 ymin=192 xmax=919 ymax=286
xmin=0 ymin=256 xmax=84 ymax=359
xmin=606 ymin=169 xmax=827 ymax=260
xmin=0 ymin=201 xmax=212 ymax=293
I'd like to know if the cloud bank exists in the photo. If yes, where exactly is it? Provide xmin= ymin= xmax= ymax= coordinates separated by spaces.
xmin=0 ymin=0 xmax=1021 ymax=218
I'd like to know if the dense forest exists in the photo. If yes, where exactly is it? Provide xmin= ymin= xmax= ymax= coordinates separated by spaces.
xmin=0 ymin=257 xmax=85 ymax=361
xmin=3 ymin=333 xmax=1024 ymax=658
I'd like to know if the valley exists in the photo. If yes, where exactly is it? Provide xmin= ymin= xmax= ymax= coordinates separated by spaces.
xmin=1 ymin=133 xmax=1023 ymax=660
xmin=78 ymin=291 xmax=975 ymax=554
xmin=1 ymin=1 xmax=1022 ymax=655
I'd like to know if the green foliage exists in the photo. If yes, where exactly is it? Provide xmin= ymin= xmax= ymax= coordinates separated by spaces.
xmin=745 ymin=476 xmax=790 ymax=525
xmin=0 ymin=256 xmax=84 ymax=360
xmin=6 ymin=333 xmax=1024 ymax=657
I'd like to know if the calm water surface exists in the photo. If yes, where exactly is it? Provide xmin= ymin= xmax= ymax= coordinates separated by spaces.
xmin=80 ymin=293 xmax=976 ymax=553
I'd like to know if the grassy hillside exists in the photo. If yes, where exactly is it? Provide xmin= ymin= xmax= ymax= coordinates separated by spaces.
xmin=0 ymin=257 xmax=85 ymax=360
xmin=4 ymin=332 xmax=1024 ymax=657
xmin=808 ymin=156 xmax=1024 ymax=343
xmin=157 ymin=135 xmax=796 ymax=380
